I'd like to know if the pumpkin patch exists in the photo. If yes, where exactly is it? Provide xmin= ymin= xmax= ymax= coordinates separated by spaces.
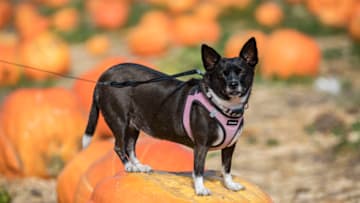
xmin=0 ymin=1 xmax=358 ymax=202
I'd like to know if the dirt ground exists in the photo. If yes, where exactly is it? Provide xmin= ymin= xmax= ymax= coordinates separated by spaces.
xmin=0 ymin=34 xmax=359 ymax=203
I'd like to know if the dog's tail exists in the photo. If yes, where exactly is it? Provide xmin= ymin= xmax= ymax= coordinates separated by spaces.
xmin=82 ymin=90 xmax=99 ymax=149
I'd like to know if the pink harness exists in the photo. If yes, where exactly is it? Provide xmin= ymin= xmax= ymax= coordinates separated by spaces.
xmin=183 ymin=91 xmax=244 ymax=150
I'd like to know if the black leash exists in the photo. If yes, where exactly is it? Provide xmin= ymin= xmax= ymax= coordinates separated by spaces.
xmin=0 ymin=59 xmax=204 ymax=86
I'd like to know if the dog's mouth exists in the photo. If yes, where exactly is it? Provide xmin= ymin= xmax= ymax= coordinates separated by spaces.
xmin=228 ymin=90 xmax=241 ymax=96
xmin=226 ymin=87 xmax=248 ymax=97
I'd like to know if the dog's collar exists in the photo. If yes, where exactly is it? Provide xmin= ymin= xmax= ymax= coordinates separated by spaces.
xmin=200 ymin=85 xmax=249 ymax=118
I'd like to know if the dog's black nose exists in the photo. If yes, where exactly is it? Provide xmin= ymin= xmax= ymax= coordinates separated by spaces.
xmin=228 ymin=81 xmax=239 ymax=90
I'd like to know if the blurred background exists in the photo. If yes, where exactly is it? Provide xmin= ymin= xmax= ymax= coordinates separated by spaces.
xmin=0 ymin=0 xmax=359 ymax=202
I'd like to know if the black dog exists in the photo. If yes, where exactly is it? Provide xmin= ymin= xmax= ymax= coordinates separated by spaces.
xmin=82 ymin=38 xmax=258 ymax=195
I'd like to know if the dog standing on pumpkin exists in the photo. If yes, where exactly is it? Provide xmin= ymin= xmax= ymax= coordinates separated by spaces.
xmin=82 ymin=38 xmax=258 ymax=195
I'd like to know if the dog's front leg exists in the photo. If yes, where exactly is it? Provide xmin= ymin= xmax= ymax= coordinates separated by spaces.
xmin=193 ymin=145 xmax=211 ymax=196
xmin=221 ymin=143 xmax=245 ymax=191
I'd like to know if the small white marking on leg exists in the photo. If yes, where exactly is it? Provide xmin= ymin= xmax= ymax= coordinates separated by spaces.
xmin=129 ymin=151 xmax=140 ymax=164
xmin=128 ymin=151 xmax=152 ymax=173
xmin=193 ymin=173 xmax=211 ymax=196
xmin=222 ymin=168 xmax=244 ymax=191
xmin=82 ymin=134 xmax=92 ymax=149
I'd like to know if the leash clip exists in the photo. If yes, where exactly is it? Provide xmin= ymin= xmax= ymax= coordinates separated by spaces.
xmin=195 ymin=69 xmax=204 ymax=76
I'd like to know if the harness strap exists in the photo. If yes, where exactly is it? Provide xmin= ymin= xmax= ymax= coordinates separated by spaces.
xmin=183 ymin=91 xmax=243 ymax=150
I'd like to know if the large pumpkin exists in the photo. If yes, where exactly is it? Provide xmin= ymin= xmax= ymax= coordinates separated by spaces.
xmin=89 ymin=172 xmax=273 ymax=203
xmin=57 ymin=139 xmax=113 ymax=203
xmin=72 ymin=57 xmax=156 ymax=137
xmin=261 ymin=29 xmax=321 ymax=79
xmin=225 ymin=30 xmax=268 ymax=59
xmin=0 ymin=33 xmax=22 ymax=86
xmin=127 ymin=11 xmax=172 ymax=56
xmin=86 ymin=0 xmax=129 ymax=29
xmin=57 ymin=134 xmax=193 ymax=203
xmin=20 ymin=31 xmax=71 ymax=81
xmin=0 ymin=87 xmax=87 ymax=178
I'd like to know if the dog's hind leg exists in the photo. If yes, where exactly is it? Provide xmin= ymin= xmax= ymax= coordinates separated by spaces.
xmin=124 ymin=127 xmax=152 ymax=173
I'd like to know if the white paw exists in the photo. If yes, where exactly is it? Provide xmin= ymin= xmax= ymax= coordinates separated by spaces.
xmin=124 ymin=162 xmax=152 ymax=173
xmin=225 ymin=181 xmax=245 ymax=191
xmin=134 ymin=163 xmax=152 ymax=173
xmin=193 ymin=175 xmax=211 ymax=196
xmin=195 ymin=186 xmax=212 ymax=196
xmin=223 ymin=172 xmax=245 ymax=191
xmin=82 ymin=134 xmax=92 ymax=149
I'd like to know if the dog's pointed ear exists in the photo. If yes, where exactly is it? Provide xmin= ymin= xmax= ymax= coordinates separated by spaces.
xmin=239 ymin=37 xmax=258 ymax=67
xmin=202 ymin=44 xmax=221 ymax=71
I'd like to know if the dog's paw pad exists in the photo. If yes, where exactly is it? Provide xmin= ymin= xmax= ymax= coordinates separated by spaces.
xmin=195 ymin=187 xmax=212 ymax=196
xmin=225 ymin=181 xmax=245 ymax=191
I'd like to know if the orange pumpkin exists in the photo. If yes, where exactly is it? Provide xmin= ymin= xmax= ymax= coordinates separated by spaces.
xmin=127 ymin=11 xmax=172 ymax=56
xmin=88 ymin=172 xmax=273 ymax=203
xmin=306 ymin=0 xmax=356 ymax=27
xmin=348 ymin=2 xmax=360 ymax=41
xmin=72 ymin=57 xmax=156 ymax=137
xmin=86 ymin=0 xmax=129 ymax=29
xmin=52 ymin=7 xmax=79 ymax=32
xmin=255 ymin=2 xmax=284 ymax=27
xmin=225 ymin=30 xmax=268 ymax=59
xmin=0 ymin=87 xmax=87 ymax=178
xmin=172 ymin=14 xmax=220 ymax=46
xmin=261 ymin=29 xmax=321 ymax=79
xmin=0 ymin=33 xmax=22 ymax=86
xmin=57 ymin=139 xmax=113 ymax=203
xmin=85 ymin=34 xmax=110 ymax=56
xmin=14 ymin=3 xmax=50 ymax=40
xmin=20 ymin=31 xmax=71 ymax=81
xmin=0 ymin=0 xmax=12 ymax=29
xmin=73 ymin=135 xmax=193 ymax=203
xmin=165 ymin=0 xmax=198 ymax=13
